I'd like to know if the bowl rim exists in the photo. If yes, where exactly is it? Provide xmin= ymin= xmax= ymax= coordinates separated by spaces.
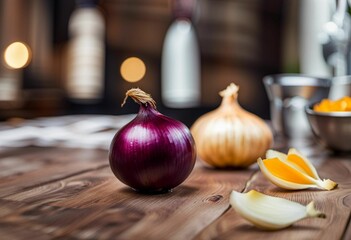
xmin=263 ymin=74 xmax=331 ymax=87
xmin=305 ymin=104 xmax=351 ymax=117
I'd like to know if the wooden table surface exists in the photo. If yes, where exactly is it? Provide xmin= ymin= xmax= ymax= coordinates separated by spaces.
xmin=0 ymin=132 xmax=350 ymax=239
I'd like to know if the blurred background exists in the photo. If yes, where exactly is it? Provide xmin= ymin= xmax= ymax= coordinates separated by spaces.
xmin=0 ymin=0 xmax=335 ymax=126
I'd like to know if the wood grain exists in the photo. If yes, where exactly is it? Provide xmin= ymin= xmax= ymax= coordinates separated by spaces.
xmin=0 ymin=145 xmax=350 ymax=240
xmin=0 ymin=148 xmax=256 ymax=240
xmin=0 ymin=147 xmax=108 ymax=198
xmin=195 ymin=154 xmax=351 ymax=240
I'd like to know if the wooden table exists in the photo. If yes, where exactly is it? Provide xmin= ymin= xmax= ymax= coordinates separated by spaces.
xmin=0 ymin=134 xmax=350 ymax=239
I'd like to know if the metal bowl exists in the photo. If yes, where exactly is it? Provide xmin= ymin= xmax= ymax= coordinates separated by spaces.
xmin=263 ymin=74 xmax=331 ymax=138
xmin=306 ymin=105 xmax=351 ymax=152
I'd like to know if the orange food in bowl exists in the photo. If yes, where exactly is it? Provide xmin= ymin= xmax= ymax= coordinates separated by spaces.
xmin=313 ymin=96 xmax=351 ymax=112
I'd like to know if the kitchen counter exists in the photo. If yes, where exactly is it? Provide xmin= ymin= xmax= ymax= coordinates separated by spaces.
xmin=0 ymin=116 xmax=350 ymax=240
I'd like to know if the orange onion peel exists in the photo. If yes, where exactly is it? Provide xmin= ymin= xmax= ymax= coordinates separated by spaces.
xmin=257 ymin=148 xmax=337 ymax=191
xmin=313 ymin=96 xmax=351 ymax=112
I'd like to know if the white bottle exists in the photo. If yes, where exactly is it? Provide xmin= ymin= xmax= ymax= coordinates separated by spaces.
xmin=161 ymin=0 xmax=200 ymax=108
xmin=66 ymin=1 xmax=105 ymax=102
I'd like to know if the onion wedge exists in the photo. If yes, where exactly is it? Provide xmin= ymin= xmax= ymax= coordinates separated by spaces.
xmin=230 ymin=190 xmax=326 ymax=230
xmin=257 ymin=148 xmax=337 ymax=191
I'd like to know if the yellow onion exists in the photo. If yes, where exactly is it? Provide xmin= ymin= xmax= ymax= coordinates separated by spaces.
xmin=191 ymin=83 xmax=273 ymax=168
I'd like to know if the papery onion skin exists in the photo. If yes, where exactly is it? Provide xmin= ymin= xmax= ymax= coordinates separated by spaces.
xmin=191 ymin=83 xmax=273 ymax=168
xmin=109 ymin=92 xmax=196 ymax=193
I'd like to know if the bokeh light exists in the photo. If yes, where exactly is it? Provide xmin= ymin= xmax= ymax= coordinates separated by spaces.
xmin=120 ymin=57 xmax=146 ymax=82
xmin=4 ymin=42 xmax=31 ymax=69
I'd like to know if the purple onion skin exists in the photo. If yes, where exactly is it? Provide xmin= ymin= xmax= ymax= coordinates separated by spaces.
xmin=109 ymin=105 xmax=196 ymax=193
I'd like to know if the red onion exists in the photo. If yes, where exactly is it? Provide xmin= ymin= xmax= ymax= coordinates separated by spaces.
xmin=109 ymin=88 xmax=196 ymax=193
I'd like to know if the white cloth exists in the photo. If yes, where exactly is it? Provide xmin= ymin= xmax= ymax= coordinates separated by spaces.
xmin=0 ymin=115 xmax=135 ymax=150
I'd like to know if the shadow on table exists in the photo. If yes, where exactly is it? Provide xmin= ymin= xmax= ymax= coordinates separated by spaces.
xmin=117 ymin=185 xmax=199 ymax=197
xmin=234 ymin=223 xmax=321 ymax=233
